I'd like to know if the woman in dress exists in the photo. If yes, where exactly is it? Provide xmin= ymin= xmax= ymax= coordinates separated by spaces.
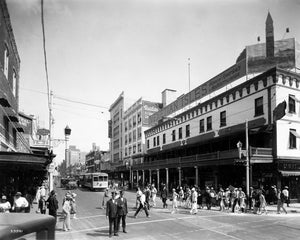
xmin=171 ymin=188 xmax=179 ymax=214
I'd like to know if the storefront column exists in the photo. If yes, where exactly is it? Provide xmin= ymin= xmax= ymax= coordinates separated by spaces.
xmin=142 ymin=170 xmax=145 ymax=187
xmin=136 ymin=170 xmax=139 ymax=186
xmin=178 ymin=167 xmax=182 ymax=187
xmin=157 ymin=169 xmax=160 ymax=191
xmin=149 ymin=169 xmax=152 ymax=185
xmin=166 ymin=168 xmax=169 ymax=191
xmin=195 ymin=166 xmax=199 ymax=186
xmin=129 ymin=167 xmax=132 ymax=189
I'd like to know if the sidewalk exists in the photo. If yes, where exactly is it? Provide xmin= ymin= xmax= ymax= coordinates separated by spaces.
xmin=266 ymin=202 xmax=300 ymax=214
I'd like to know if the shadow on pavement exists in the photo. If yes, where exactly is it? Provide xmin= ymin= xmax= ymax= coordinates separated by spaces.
xmin=86 ymin=229 xmax=109 ymax=237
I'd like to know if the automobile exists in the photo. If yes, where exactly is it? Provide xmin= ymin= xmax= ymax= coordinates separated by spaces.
xmin=66 ymin=180 xmax=78 ymax=190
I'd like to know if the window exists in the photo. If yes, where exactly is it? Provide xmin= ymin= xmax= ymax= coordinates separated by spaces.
xmin=133 ymin=115 xmax=137 ymax=127
xmin=138 ymin=127 xmax=142 ymax=139
xmin=178 ymin=127 xmax=182 ymax=139
xmin=172 ymin=130 xmax=176 ymax=141
xmin=207 ymin=116 xmax=212 ymax=131
xmin=289 ymin=129 xmax=299 ymax=149
xmin=199 ymin=119 xmax=205 ymax=133
xmin=138 ymin=143 xmax=141 ymax=152
xmin=124 ymin=121 xmax=128 ymax=132
xmin=125 ymin=148 xmax=127 ymax=156
xmin=147 ymin=139 xmax=149 ymax=149
xmin=153 ymin=137 xmax=156 ymax=147
xmin=220 ymin=111 xmax=226 ymax=127
xmin=4 ymin=44 xmax=9 ymax=79
xmin=12 ymin=70 xmax=17 ymax=97
xmin=157 ymin=136 xmax=160 ymax=145
xmin=125 ymin=135 xmax=128 ymax=145
xmin=289 ymin=95 xmax=296 ymax=113
xmin=133 ymin=145 xmax=136 ymax=154
xmin=129 ymin=119 xmax=132 ymax=129
xmin=133 ymin=130 xmax=136 ymax=142
xmin=186 ymin=124 xmax=190 ymax=137
xmin=137 ymin=111 xmax=142 ymax=124
xmin=129 ymin=133 xmax=132 ymax=143
xmin=255 ymin=97 xmax=264 ymax=116
xmin=13 ymin=129 xmax=17 ymax=148
xmin=163 ymin=133 xmax=166 ymax=144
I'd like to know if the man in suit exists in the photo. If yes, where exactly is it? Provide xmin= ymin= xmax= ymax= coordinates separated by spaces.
xmin=106 ymin=191 xmax=118 ymax=237
xmin=117 ymin=190 xmax=128 ymax=233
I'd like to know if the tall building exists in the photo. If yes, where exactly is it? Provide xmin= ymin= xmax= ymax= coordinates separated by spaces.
xmin=68 ymin=145 xmax=81 ymax=167
xmin=108 ymin=92 xmax=125 ymax=170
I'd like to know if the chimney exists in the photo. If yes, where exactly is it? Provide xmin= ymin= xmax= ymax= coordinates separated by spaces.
xmin=161 ymin=89 xmax=177 ymax=107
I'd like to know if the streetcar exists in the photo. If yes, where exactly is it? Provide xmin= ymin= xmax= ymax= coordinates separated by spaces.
xmin=80 ymin=172 xmax=108 ymax=191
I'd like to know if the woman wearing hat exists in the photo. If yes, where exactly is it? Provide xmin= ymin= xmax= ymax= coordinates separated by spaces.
xmin=0 ymin=196 xmax=11 ymax=213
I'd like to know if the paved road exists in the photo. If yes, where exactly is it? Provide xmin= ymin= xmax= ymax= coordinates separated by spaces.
xmin=49 ymin=187 xmax=300 ymax=240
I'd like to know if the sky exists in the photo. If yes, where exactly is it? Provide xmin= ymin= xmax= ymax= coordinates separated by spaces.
xmin=6 ymin=0 xmax=300 ymax=164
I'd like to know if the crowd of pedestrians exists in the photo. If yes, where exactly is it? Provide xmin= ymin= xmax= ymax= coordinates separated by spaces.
xmin=129 ymin=183 xmax=291 ymax=217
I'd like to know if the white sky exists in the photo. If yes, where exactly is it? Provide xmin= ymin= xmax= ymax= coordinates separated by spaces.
xmin=6 ymin=0 xmax=300 ymax=164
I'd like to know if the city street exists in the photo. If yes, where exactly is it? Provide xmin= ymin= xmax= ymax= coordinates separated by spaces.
xmin=45 ymin=187 xmax=300 ymax=240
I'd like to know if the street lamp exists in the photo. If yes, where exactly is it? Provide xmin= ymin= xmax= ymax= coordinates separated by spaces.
xmin=64 ymin=125 xmax=71 ymax=176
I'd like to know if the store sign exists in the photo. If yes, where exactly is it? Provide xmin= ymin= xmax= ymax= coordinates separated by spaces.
xmin=278 ymin=162 xmax=300 ymax=171
xmin=149 ymin=59 xmax=246 ymax=125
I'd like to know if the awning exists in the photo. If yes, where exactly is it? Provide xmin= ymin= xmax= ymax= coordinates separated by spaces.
xmin=279 ymin=170 xmax=300 ymax=176
xmin=0 ymin=93 xmax=11 ymax=107
xmin=290 ymin=129 xmax=300 ymax=138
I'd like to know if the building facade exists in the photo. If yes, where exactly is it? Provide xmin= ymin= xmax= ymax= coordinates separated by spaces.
xmin=0 ymin=0 xmax=51 ymax=200
xmin=108 ymin=92 xmax=124 ymax=170
xmin=133 ymin=13 xmax=300 ymax=201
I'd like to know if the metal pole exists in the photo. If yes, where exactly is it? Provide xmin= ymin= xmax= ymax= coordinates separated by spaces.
xmin=49 ymin=90 xmax=53 ymax=191
xmin=246 ymin=120 xmax=250 ymax=197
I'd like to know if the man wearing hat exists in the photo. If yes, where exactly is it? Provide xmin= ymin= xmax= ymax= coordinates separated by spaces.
xmin=106 ymin=191 xmax=119 ymax=237
xmin=0 ymin=196 xmax=11 ymax=213
xmin=12 ymin=192 xmax=28 ymax=213
xmin=190 ymin=188 xmax=198 ymax=214
xmin=117 ymin=190 xmax=128 ymax=233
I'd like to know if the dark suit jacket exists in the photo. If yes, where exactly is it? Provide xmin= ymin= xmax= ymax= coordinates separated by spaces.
xmin=117 ymin=197 xmax=128 ymax=216
xmin=106 ymin=199 xmax=118 ymax=218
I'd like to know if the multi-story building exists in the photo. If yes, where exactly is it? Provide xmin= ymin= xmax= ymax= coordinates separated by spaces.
xmin=108 ymin=92 xmax=124 ymax=170
xmin=133 ymin=13 xmax=300 ymax=201
xmin=85 ymin=143 xmax=109 ymax=173
xmin=0 ymin=0 xmax=51 ymax=197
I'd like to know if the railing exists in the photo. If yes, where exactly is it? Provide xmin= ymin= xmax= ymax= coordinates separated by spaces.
xmin=0 ymin=213 xmax=55 ymax=240
xmin=132 ymin=147 xmax=273 ymax=170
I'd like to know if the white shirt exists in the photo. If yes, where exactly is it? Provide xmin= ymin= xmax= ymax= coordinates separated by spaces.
xmin=13 ymin=197 xmax=28 ymax=208
xmin=0 ymin=201 xmax=11 ymax=213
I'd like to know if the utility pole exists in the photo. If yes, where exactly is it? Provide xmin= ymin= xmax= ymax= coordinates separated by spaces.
xmin=245 ymin=120 xmax=250 ymax=198
xmin=49 ymin=90 xmax=54 ymax=192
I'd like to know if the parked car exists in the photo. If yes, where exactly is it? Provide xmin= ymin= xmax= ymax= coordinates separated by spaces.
xmin=66 ymin=180 xmax=77 ymax=190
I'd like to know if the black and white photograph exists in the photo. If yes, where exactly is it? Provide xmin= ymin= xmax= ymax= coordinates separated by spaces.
xmin=1 ymin=0 xmax=300 ymax=239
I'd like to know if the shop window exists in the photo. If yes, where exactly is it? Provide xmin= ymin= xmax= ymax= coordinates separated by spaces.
xmin=220 ymin=111 xmax=226 ymax=127
xmin=255 ymin=97 xmax=264 ymax=116
xmin=289 ymin=95 xmax=296 ymax=113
